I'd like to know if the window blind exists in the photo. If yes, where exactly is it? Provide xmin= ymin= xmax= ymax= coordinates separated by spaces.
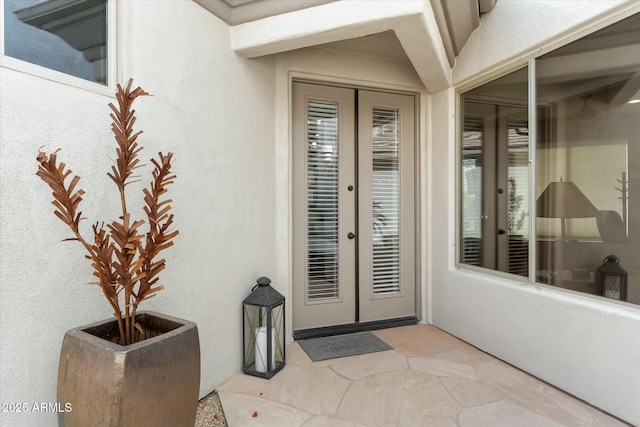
xmin=306 ymin=100 xmax=340 ymax=300
xmin=371 ymin=107 xmax=401 ymax=295
xmin=507 ymin=119 xmax=529 ymax=276
xmin=461 ymin=116 xmax=484 ymax=266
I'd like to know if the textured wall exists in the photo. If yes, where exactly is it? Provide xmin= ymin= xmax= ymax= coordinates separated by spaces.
xmin=0 ymin=1 xmax=275 ymax=425
xmin=3 ymin=0 xmax=640 ymax=426
xmin=453 ymin=0 xmax=636 ymax=85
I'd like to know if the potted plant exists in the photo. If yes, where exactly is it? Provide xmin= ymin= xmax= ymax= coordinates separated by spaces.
xmin=36 ymin=79 xmax=200 ymax=427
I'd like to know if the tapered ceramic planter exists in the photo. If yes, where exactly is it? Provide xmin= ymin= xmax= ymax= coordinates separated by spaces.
xmin=57 ymin=311 xmax=200 ymax=427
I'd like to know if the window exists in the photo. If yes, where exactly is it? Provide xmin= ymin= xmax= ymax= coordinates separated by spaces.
xmin=459 ymin=12 xmax=640 ymax=305
xmin=460 ymin=67 xmax=530 ymax=276
xmin=2 ymin=0 xmax=109 ymax=86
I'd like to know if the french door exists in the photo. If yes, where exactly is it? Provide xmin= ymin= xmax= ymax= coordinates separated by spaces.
xmin=292 ymin=82 xmax=416 ymax=331
xmin=461 ymin=101 xmax=529 ymax=276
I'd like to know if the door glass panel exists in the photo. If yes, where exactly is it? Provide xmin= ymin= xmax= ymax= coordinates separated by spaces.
xmin=461 ymin=116 xmax=484 ymax=266
xmin=371 ymin=107 xmax=401 ymax=295
xmin=507 ymin=119 xmax=529 ymax=276
xmin=307 ymin=100 xmax=340 ymax=301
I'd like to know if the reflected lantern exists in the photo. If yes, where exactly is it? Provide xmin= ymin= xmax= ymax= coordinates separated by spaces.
xmin=596 ymin=255 xmax=628 ymax=301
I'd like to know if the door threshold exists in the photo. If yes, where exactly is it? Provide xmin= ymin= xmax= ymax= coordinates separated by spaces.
xmin=293 ymin=316 xmax=418 ymax=340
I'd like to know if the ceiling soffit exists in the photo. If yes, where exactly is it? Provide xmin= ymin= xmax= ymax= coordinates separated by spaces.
xmin=193 ymin=0 xmax=497 ymax=92
xmin=432 ymin=0 xmax=479 ymax=66
xmin=194 ymin=0 xmax=336 ymax=25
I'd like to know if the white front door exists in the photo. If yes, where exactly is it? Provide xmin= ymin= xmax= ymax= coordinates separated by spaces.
xmin=292 ymin=82 xmax=416 ymax=331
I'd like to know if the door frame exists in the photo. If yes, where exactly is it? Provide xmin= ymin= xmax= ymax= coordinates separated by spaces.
xmin=288 ymin=77 xmax=424 ymax=338
xmin=273 ymin=66 xmax=427 ymax=343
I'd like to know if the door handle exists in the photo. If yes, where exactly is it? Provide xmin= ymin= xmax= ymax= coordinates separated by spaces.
xmin=498 ymin=229 xmax=506 ymax=235
xmin=347 ymin=232 xmax=356 ymax=239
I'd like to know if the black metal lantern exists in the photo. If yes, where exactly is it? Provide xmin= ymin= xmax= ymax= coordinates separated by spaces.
xmin=596 ymin=255 xmax=628 ymax=301
xmin=242 ymin=276 xmax=285 ymax=378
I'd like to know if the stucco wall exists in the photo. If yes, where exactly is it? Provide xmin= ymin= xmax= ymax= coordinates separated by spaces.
xmin=3 ymin=0 xmax=640 ymax=425
xmin=0 ymin=1 xmax=275 ymax=426
xmin=431 ymin=1 xmax=640 ymax=424
xmin=453 ymin=0 xmax=637 ymax=84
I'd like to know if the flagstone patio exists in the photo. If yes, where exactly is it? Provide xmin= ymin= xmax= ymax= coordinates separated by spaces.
xmin=218 ymin=324 xmax=630 ymax=427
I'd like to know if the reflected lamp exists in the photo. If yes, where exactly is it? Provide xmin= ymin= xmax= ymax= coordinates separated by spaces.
xmin=536 ymin=180 xmax=598 ymax=241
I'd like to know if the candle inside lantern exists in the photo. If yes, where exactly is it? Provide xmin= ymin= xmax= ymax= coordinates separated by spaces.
xmin=255 ymin=326 xmax=275 ymax=373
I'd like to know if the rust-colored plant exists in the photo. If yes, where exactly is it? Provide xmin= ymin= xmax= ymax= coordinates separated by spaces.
xmin=36 ymin=79 xmax=178 ymax=345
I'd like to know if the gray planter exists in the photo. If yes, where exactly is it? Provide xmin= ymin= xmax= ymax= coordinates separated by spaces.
xmin=57 ymin=311 xmax=200 ymax=427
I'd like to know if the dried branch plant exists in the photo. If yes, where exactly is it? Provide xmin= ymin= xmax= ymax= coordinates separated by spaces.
xmin=36 ymin=79 xmax=178 ymax=345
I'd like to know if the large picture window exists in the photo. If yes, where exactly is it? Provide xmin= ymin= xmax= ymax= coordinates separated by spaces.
xmin=459 ymin=12 xmax=640 ymax=305
xmin=2 ymin=0 xmax=109 ymax=85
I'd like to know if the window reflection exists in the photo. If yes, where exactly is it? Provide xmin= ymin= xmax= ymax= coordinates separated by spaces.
xmin=460 ymin=67 xmax=530 ymax=276
xmin=536 ymin=13 xmax=639 ymax=303
xmin=460 ymin=12 xmax=640 ymax=305
xmin=3 ymin=0 xmax=107 ymax=84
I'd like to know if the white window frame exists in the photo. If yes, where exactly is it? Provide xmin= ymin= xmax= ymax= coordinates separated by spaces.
xmin=0 ymin=0 xmax=117 ymax=95
xmin=455 ymin=7 xmax=640 ymax=292
xmin=455 ymin=63 xmax=532 ymax=284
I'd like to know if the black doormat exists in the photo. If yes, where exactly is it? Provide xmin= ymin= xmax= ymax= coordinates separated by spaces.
xmin=298 ymin=332 xmax=392 ymax=362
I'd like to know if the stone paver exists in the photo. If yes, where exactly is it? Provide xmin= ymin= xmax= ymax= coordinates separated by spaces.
xmin=218 ymin=325 xmax=630 ymax=427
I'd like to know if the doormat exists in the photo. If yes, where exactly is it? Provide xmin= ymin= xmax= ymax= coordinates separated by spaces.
xmin=298 ymin=332 xmax=392 ymax=362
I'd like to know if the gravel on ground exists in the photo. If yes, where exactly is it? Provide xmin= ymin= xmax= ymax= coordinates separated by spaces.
xmin=195 ymin=390 xmax=228 ymax=427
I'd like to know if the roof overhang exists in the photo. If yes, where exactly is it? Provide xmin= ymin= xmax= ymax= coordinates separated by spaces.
xmin=194 ymin=0 xmax=496 ymax=93
xmin=194 ymin=0 xmax=336 ymax=25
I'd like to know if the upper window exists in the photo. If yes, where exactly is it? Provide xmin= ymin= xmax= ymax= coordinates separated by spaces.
xmin=459 ymin=12 xmax=640 ymax=305
xmin=2 ymin=0 xmax=108 ymax=85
